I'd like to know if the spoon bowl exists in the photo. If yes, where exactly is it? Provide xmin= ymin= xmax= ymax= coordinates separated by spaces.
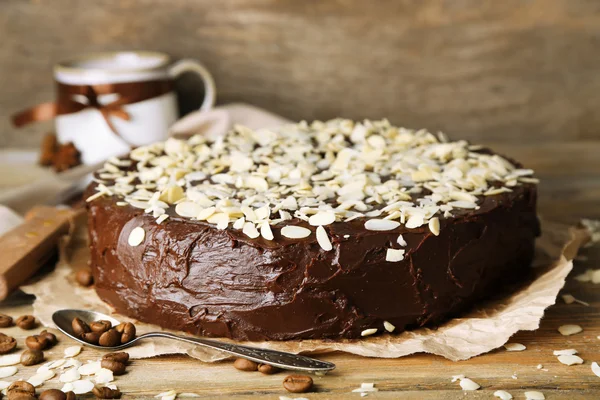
xmin=52 ymin=309 xmax=336 ymax=373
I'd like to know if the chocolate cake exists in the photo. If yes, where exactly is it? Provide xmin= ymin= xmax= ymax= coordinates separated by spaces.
xmin=86 ymin=119 xmax=540 ymax=341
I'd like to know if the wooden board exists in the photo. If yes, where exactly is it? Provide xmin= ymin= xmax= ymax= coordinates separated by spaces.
xmin=3 ymin=0 xmax=600 ymax=148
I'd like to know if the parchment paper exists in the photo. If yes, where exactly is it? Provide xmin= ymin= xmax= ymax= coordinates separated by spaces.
xmin=21 ymin=217 xmax=588 ymax=362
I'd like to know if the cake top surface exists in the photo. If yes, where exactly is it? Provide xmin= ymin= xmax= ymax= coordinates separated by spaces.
xmin=87 ymin=119 xmax=537 ymax=247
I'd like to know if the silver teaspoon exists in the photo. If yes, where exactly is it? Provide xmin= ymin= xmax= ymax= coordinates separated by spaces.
xmin=52 ymin=309 xmax=335 ymax=374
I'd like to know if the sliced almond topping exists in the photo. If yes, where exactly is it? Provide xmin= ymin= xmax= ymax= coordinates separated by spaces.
xmin=175 ymin=202 xmax=202 ymax=218
xmin=309 ymin=211 xmax=336 ymax=226
xmin=78 ymin=361 xmax=101 ymax=376
xmin=361 ymin=328 xmax=377 ymax=337
xmin=428 ymin=217 xmax=440 ymax=236
xmin=260 ymin=222 xmax=274 ymax=241
xmin=0 ymin=366 xmax=17 ymax=378
xmin=27 ymin=368 xmax=55 ymax=387
xmin=364 ymin=219 xmax=400 ymax=231
xmin=459 ymin=378 xmax=480 ymax=391
xmin=127 ymin=227 xmax=145 ymax=247
xmin=558 ymin=324 xmax=583 ymax=336
xmin=494 ymin=390 xmax=513 ymax=400
xmin=59 ymin=367 xmax=81 ymax=383
xmin=386 ymin=248 xmax=405 ymax=262
xmin=397 ymin=234 xmax=407 ymax=246
xmin=405 ymin=214 xmax=424 ymax=229
xmin=233 ymin=217 xmax=245 ymax=230
xmin=242 ymin=222 xmax=260 ymax=239
xmin=383 ymin=321 xmax=395 ymax=332
xmin=197 ymin=206 xmax=216 ymax=221
xmin=553 ymin=349 xmax=577 ymax=356
xmin=281 ymin=225 xmax=312 ymax=239
xmin=592 ymin=361 xmax=600 ymax=378
xmin=316 ymin=226 xmax=333 ymax=251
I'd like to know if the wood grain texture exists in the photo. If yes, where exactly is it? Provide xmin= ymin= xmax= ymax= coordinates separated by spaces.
xmin=2 ymin=0 xmax=600 ymax=147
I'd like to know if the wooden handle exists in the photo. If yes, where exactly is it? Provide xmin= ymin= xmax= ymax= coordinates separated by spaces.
xmin=0 ymin=206 xmax=79 ymax=300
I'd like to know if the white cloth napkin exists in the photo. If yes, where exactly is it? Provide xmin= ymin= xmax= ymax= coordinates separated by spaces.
xmin=0 ymin=103 xmax=290 ymax=235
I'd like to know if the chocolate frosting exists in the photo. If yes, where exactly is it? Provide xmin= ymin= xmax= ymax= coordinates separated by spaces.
xmin=87 ymin=182 xmax=539 ymax=340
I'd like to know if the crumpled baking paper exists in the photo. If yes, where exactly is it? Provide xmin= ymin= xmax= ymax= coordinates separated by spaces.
xmin=21 ymin=218 xmax=588 ymax=362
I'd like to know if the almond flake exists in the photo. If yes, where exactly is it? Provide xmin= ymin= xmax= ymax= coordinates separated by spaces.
xmin=504 ymin=343 xmax=526 ymax=352
xmin=155 ymin=391 xmax=178 ymax=398
xmin=156 ymin=214 xmax=169 ymax=224
xmin=0 ymin=366 xmax=17 ymax=378
xmin=309 ymin=212 xmax=336 ymax=226
xmin=405 ymin=214 xmax=424 ymax=229
xmin=525 ymin=391 xmax=545 ymax=400
xmin=459 ymin=378 xmax=480 ymax=390
xmin=383 ymin=321 xmax=395 ymax=332
xmin=592 ymin=361 xmax=600 ymax=378
xmin=197 ymin=206 xmax=216 ymax=221
xmin=255 ymin=206 xmax=271 ymax=220
xmin=361 ymin=328 xmax=377 ymax=337
xmin=281 ymin=225 xmax=311 ymax=239
xmin=558 ymin=324 xmax=582 ymax=336
xmin=386 ymin=248 xmax=405 ymax=262
xmin=64 ymin=346 xmax=82 ymax=358
xmin=553 ymin=349 xmax=577 ymax=356
xmin=494 ymin=390 xmax=513 ymax=400
xmin=557 ymin=354 xmax=583 ymax=365
xmin=78 ymin=361 xmax=101 ymax=376
xmin=68 ymin=379 xmax=95 ymax=394
xmin=27 ymin=368 xmax=55 ymax=386
xmin=316 ymin=226 xmax=333 ymax=251
xmin=451 ymin=375 xmax=465 ymax=383
xmin=95 ymin=368 xmax=114 ymax=384
xmin=364 ymin=219 xmax=400 ymax=231
xmin=428 ymin=217 xmax=440 ymax=236
xmin=397 ymin=234 xmax=407 ymax=246
xmin=242 ymin=222 xmax=260 ymax=239
xmin=60 ymin=367 xmax=81 ymax=383
xmin=127 ymin=227 xmax=145 ymax=247
xmin=175 ymin=201 xmax=202 ymax=218
xmin=260 ymin=222 xmax=274 ymax=241
xmin=0 ymin=354 xmax=21 ymax=366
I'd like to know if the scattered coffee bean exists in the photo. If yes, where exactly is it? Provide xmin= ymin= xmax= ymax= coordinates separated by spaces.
xmin=92 ymin=386 xmax=122 ymax=399
xmin=0 ymin=314 xmax=13 ymax=328
xmin=21 ymin=349 xmax=44 ymax=366
xmin=233 ymin=358 xmax=259 ymax=371
xmin=25 ymin=334 xmax=49 ymax=351
xmin=99 ymin=328 xmax=121 ymax=347
xmin=82 ymin=331 xmax=101 ymax=345
xmin=72 ymin=317 xmax=91 ymax=336
xmin=76 ymin=268 xmax=94 ymax=287
xmin=101 ymin=358 xmax=126 ymax=375
xmin=0 ymin=335 xmax=17 ymax=354
xmin=282 ymin=374 xmax=313 ymax=393
xmin=15 ymin=315 xmax=36 ymax=330
xmin=40 ymin=388 xmax=74 ymax=400
xmin=7 ymin=380 xmax=36 ymax=399
xmin=258 ymin=363 xmax=280 ymax=375
xmin=39 ymin=330 xmax=58 ymax=346
xmin=90 ymin=320 xmax=112 ymax=333
xmin=103 ymin=351 xmax=129 ymax=364
xmin=115 ymin=322 xmax=136 ymax=343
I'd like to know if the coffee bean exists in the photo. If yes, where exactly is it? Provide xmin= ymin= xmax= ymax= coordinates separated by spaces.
xmin=103 ymin=351 xmax=129 ymax=364
xmin=65 ymin=391 xmax=77 ymax=400
xmin=15 ymin=315 xmax=36 ymax=330
xmin=0 ymin=335 xmax=17 ymax=354
xmin=258 ymin=363 xmax=280 ymax=375
xmin=25 ymin=334 xmax=49 ymax=351
xmin=75 ymin=268 xmax=94 ymax=287
xmin=233 ymin=358 xmax=259 ymax=371
xmin=72 ymin=317 xmax=91 ymax=336
xmin=90 ymin=320 xmax=112 ymax=333
xmin=39 ymin=388 xmax=69 ymax=400
xmin=101 ymin=358 xmax=126 ymax=375
xmin=98 ymin=328 xmax=120 ymax=347
xmin=92 ymin=386 xmax=121 ymax=399
xmin=39 ymin=330 xmax=58 ymax=346
xmin=115 ymin=322 xmax=136 ymax=343
xmin=7 ymin=380 xmax=37 ymax=400
xmin=282 ymin=375 xmax=313 ymax=393
xmin=0 ymin=314 xmax=13 ymax=328
xmin=20 ymin=349 xmax=44 ymax=366
xmin=81 ymin=331 xmax=101 ymax=344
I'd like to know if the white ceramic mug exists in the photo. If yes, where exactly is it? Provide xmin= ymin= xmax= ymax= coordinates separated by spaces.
xmin=53 ymin=51 xmax=216 ymax=164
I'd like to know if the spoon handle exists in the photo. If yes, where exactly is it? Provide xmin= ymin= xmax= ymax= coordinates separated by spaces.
xmin=139 ymin=332 xmax=335 ymax=373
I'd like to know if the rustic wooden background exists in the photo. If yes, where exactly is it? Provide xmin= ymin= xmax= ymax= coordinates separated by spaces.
xmin=1 ymin=0 xmax=600 ymax=220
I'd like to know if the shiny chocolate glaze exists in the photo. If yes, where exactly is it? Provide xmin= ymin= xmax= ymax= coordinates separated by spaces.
xmin=87 ymin=182 xmax=539 ymax=340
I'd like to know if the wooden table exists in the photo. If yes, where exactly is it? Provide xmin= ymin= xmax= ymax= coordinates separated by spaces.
xmin=1 ymin=142 xmax=599 ymax=399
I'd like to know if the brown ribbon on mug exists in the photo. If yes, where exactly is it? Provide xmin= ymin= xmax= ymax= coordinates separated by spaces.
xmin=12 ymin=79 xmax=173 ymax=144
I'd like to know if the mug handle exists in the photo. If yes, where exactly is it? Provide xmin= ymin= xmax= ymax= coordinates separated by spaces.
xmin=169 ymin=59 xmax=216 ymax=111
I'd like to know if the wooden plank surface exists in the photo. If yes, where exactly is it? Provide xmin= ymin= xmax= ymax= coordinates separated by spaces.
xmin=3 ymin=0 xmax=600 ymax=148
